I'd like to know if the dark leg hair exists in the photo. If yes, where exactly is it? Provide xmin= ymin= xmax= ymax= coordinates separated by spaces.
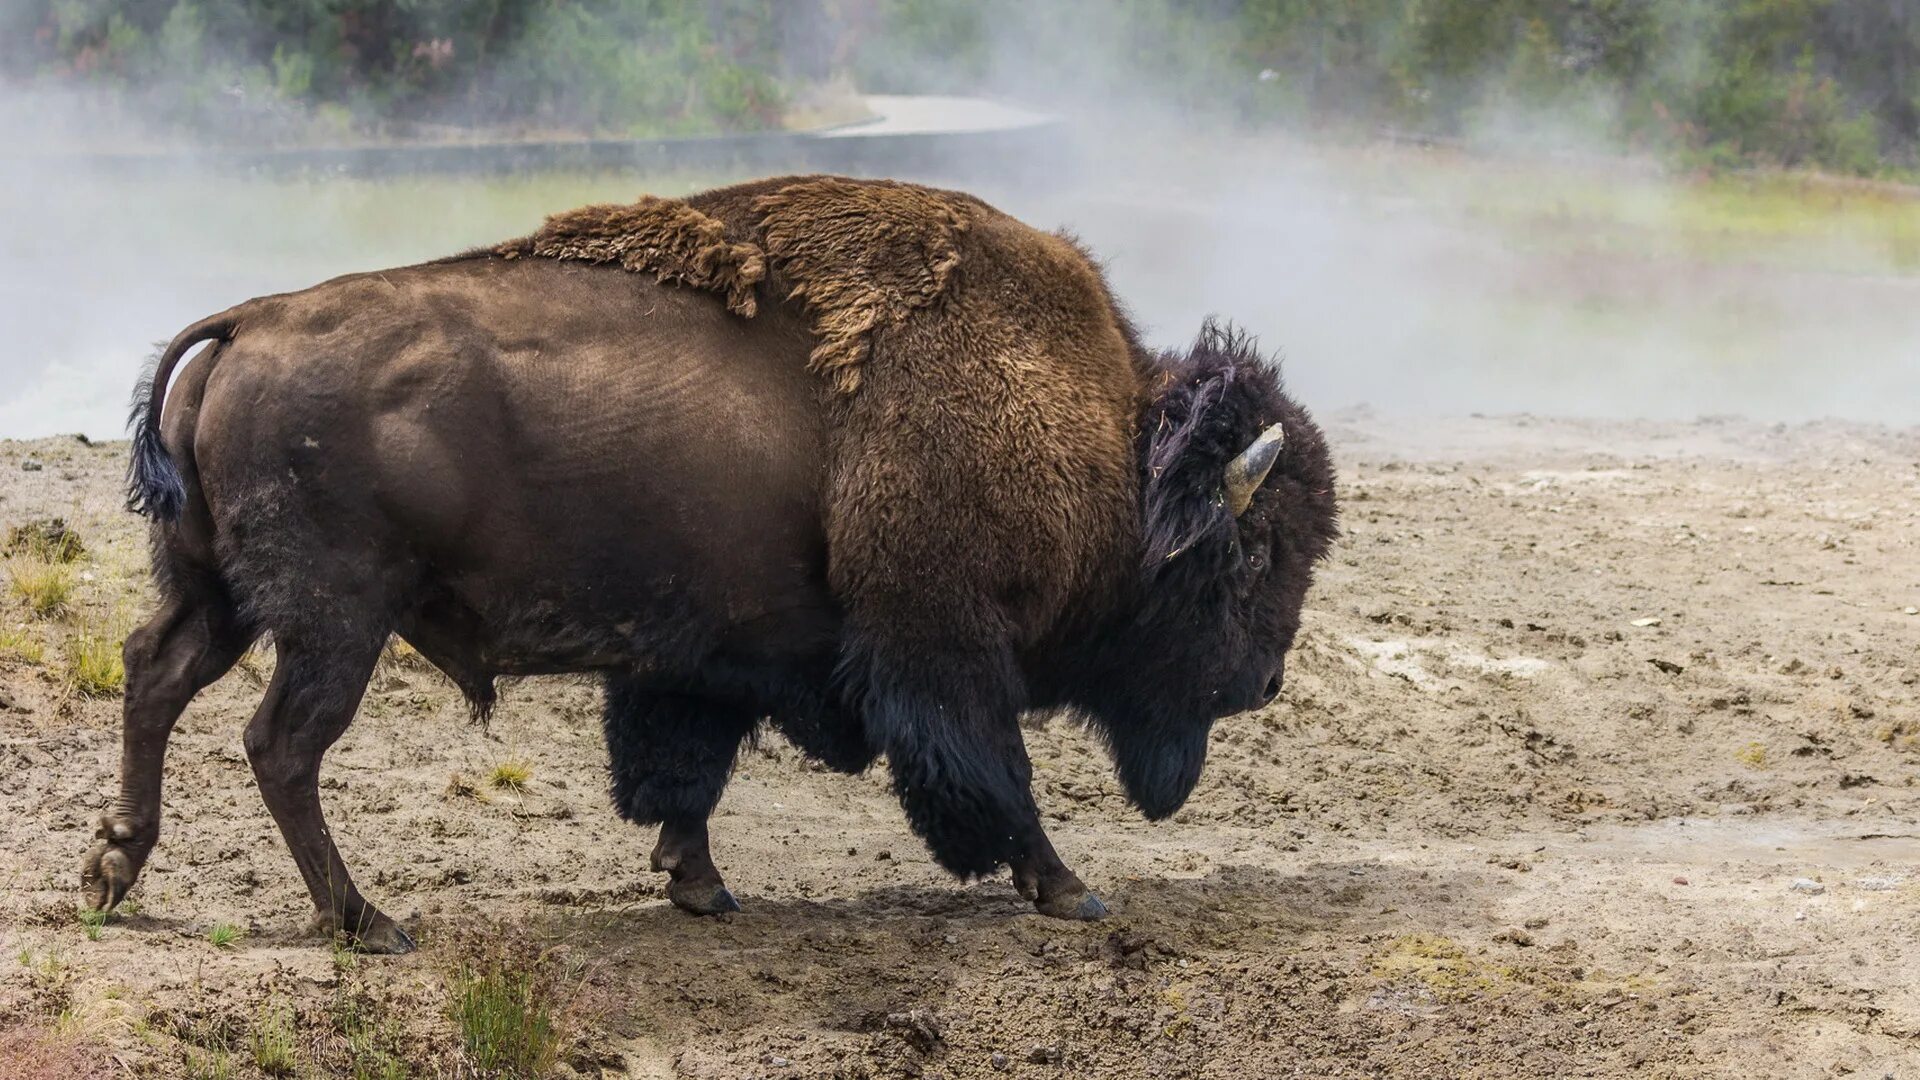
xmin=845 ymin=634 xmax=1108 ymax=920
xmin=602 ymin=678 xmax=758 ymax=914
xmin=83 ymin=577 xmax=255 ymax=911
xmin=241 ymin=634 xmax=409 ymax=952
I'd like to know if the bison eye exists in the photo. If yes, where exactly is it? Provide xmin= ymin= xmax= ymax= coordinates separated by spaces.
xmin=1248 ymin=549 xmax=1267 ymax=572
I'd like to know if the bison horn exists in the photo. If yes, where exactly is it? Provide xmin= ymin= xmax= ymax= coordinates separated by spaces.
xmin=1223 ymin=423 xmax=1285 ymax=516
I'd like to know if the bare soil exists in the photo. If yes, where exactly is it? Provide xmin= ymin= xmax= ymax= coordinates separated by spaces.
xmin=2 ymin=412 xmax=1917 ymax=1078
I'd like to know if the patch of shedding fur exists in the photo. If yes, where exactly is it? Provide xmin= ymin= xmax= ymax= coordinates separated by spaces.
xmin=498 ymin=196 xmax=765 ymax=317
xmin=751 ymin=178 xmax=975 ymax=395
xmin=501 ymin=178 xmax=977 ymax=396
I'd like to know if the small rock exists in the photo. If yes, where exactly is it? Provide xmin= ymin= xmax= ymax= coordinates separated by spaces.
xmin=767 ymin=1056 xmax=790 ymax=1068
xmin=1855 ymin=877 xmax=1900 ymax=892
xmin=1903 ymin=607 xmax=1918 ymax=616
xmin=990 ymin=1052 xmax=1010 ymax=1071
xmin=1647 ymin=658 xmax=1685 ymax=675
xmin=1493 ymin=928 xmax=1534 ymax=947
xmin=1630 ymin=617 xmax=1662 ymax=627
xmin=876 ymin=850 xmax=892 ymax=861
xmin=943 ymin=934 xmax=957 ymax=945
xmin=1794 ymin=910 xmax=1808 ymax=922
xmin=1790 ymin=878 xmax=1825 ymax=895
xmin=1523 ymin=916 xmax=1550 ymax=930
xmin=1672 ymin=876 xmax=1690 ymax=886
xmin=20 ymin=458 xmax=42 ymax=472
xmin=1027 ymin=1045 xmax=1062 ymax=1065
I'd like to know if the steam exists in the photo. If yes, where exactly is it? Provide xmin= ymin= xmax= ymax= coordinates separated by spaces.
xmin=2 ymin=10 xmax=1917 ymax=440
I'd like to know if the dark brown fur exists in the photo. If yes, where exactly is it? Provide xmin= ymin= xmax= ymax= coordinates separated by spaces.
xmin=95 ymin=176 xmax=1338 ymax=950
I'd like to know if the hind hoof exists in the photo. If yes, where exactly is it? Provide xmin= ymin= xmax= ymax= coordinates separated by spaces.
xmin=667 ymin=881 xmax=741 ymax=916
xmin=310 ymin=910 xmax=416 ymax=955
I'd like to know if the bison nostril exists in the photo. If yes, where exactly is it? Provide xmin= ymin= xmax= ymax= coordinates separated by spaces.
xmin=1262 ymin=676 xmax=1282 ymax=704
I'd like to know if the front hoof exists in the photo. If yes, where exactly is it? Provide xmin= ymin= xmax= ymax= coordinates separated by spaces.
xmin=80 ymin=842 xmax=138 ymax=912
xmin=1035 ymin=890 xmax=1108 ymax=921
xmin=667 ymin=880 xmax=742 ymax=916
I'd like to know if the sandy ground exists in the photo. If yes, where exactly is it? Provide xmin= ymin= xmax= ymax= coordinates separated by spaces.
xmin=1 ymin=412 xmax=1917 ymax=1078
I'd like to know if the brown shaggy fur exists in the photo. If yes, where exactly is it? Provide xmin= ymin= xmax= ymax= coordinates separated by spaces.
xmin=497 ymin=195 xmax=766 ymax=317
xmin=752 ymin=177 xmax=976 ymax=395
xmin=504 ymin=176 xmax=1147 ymax=651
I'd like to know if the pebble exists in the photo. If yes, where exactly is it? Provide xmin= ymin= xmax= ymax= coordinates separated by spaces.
xmin=20 ymin=459 xmax=43 ymax=472
xmin=990 ymin=1052 xmax=1010 ymax=1071
xmin=1904 ymin=607 xmax=1918 ymax=616
xmin=1027 ymin=1045 xmax=1062 ymax=1065
xmin=1672 ymin=876 xmax=1690 ymax=886
xmin=1630 ymin=616 xmax=1662 ymax=627
xmin=1789 ymin=878 xmax=1825 ymax=895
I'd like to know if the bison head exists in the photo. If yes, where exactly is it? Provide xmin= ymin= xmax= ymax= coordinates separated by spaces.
xmin=1071 ymin=321 xmax=1338 ymax=819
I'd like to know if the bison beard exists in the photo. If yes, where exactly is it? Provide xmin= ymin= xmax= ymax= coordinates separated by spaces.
xmin=98 ymin=176 xmax=1337 ymax=949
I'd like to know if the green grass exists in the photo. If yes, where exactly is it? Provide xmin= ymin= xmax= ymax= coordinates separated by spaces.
xmin=5 ymin=558 xmax=74 ymax=617
xmin=76 ymin=907 xmax=108 ymax=941
xmin=185 ymin=1047 xmax=235 ymax=1080
xmin=1333 ymin=142 xmax=1920 ymax=275
xmin=0 ymin=622 xmax=44 ymax=664
xmin=449 ymin=958 xmax=561 ymax=1079
xmin=488 ymin=760 xmax=532 ymax=793
xmin=251 ymin=999 xmax=299 ymax=1077
xmin=207 ymin=923 xmax=243 ymax=949
xmin=62 ymin=625 xmax=125 ymax=698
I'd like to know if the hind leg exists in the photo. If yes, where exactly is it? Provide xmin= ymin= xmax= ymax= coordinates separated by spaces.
xmin=242 ymin=636 xmax=409 ymax=952
xmin=602 ymin=678 xmax=757 ymax=915
xmin=83 ymin=578 xmax=254 ymax=911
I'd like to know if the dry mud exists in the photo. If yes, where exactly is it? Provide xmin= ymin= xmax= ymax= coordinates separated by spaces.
xmin=2 ymin=412 xmax=1917 ymax=1078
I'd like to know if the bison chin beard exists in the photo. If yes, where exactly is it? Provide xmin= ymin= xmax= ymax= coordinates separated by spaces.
xmin=1109 ymin=721 xmax=1212 ymax=821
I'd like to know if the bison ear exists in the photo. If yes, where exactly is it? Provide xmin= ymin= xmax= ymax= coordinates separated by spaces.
xmin=1138 ymin=373 xmax=1238 ymax=570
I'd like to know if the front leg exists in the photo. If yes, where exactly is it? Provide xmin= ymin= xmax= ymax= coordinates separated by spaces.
xmin=1010 ymin=825 xmax=1108 ymax=921
xmin=602 ymin=679 xmax=756 ymax=915
xmin=847 ymin=634 xmax=1107 ymax=920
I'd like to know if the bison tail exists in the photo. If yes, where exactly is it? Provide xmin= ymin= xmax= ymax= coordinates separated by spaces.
xmin=127 ymin=312 xmax=237 ymax=522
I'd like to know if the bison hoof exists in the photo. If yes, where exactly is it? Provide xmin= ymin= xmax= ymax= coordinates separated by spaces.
xmin=667 ymin=881 xmax=742 ymax=917
xmin=309 ymin=911 xmax=416 ymax=955
xmin=353 ymin=921 xmax=417 ymax=955
xmin=1035 ymin=890 xmax=1109 ymax=921
xmin=80 ymin=825 xmax=146 ymax=913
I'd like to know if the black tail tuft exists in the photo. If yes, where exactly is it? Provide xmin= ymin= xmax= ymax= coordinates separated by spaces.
xmin=126 ymin=349 xmax=186 ymax=522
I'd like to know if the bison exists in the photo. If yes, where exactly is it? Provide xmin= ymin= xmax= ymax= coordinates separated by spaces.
xmin=83 ymin=176 xmax=1337 ymax=953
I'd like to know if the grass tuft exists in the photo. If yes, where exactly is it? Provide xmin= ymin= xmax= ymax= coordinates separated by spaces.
xmin=63 ymin=625 xmax=125 ymax=698
xmin=184 ymin=1047 xmax=234 ymax=1080
xmin=444 ymin=773 xmax=488 ymax=802
xmin=447 ymin=936 xmax=565 ymax=1079
xmin=76 ymin=907 xmax=108 ymax=941
xmin=250 ymin=998 xmax=299 ymax=1077
xmin=0 ymin=622 xmax=45 ymax=663
xmin=0 ymin=1020 xmax=109 ymax=1080
xmin=488 ymin=760 xmax=532 ymax=793
xmin=207 ymin=923 xmax=243 ymax=949
xmin=6 ymin=557 xmax=74 ymax=617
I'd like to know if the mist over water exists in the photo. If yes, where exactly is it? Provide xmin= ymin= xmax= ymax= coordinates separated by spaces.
xmin=3 ymin=95 xmax=1918 ymax=440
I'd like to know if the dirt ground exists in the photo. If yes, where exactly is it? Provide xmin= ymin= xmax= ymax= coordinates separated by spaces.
xmin=1 ymin=411 xmax=1917 ymax=1078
